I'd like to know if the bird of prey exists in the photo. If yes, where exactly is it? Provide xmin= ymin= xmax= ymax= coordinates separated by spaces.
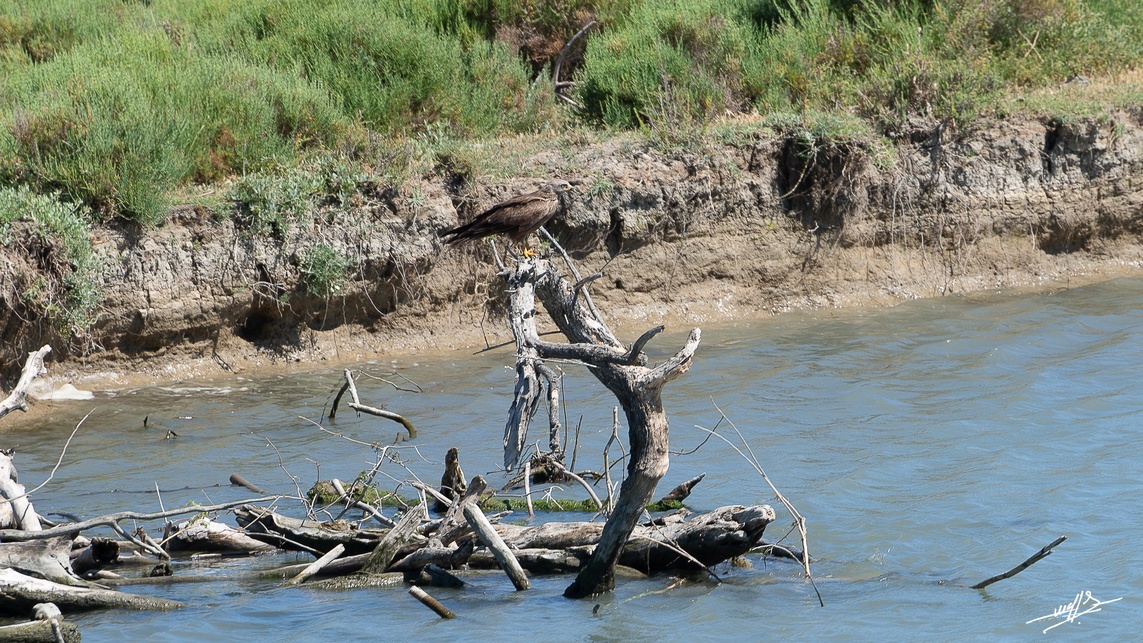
xmin=439 ymin=180 xmax=572 ymax=256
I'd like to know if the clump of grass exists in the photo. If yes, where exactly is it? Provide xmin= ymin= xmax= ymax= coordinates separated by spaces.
xmin=0 ymin=186 xmax=100 ymax=345
xmin=577 ymin=0 xmax=757 ymax=135
xmin=225 ymin=154 xmax=369 ymax=238
xmin=300 ymin=244 xmax=350 ymax=298
xmin=0 ymin=27 xmax=346 ymax=225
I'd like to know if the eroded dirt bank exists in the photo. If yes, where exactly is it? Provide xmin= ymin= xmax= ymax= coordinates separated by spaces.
xmin=4 ymin=110 xmax=1143 ymax=389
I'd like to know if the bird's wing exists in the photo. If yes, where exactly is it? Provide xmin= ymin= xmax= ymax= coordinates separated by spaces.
xmin=441 ymin=189 xmax=556 ymax=242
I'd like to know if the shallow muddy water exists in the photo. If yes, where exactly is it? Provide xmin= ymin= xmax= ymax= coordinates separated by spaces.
xmin=7 ymin=277 xmax=1143 ymax=640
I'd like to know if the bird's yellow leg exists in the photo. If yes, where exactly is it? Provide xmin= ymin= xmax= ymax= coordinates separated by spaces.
xmin=522 ymin=244 xmax=537 ymax=259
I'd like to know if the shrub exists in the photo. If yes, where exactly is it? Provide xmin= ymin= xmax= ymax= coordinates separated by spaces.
xmin=300 ymin=243 xmax=349 ymax=298
xmin=0 ymin=185 xmax=100 ymax=343
xmin=0 ymin=28 xmax=346 ymax=225
xmin=578 ymin=0 xmax=758 ymax=131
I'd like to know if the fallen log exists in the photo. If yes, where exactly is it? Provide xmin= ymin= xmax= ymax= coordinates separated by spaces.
xmin=164 ymin=517 xmax=278 ymax=554
xmin=0 ymin=568 xmax=182 ymax=615
xmin=467 ymin=504 xmax=776 ymax=575
xmin=463 ymin=503 xmax=529 ymax=590
xmin=245 ymin=502 xmax=773 ymax=579
xmin=70 ymin=537 xmax=119 ymax=576
xmin=0 ymin=536 xmax=87 ymax=588
xmin=234 ymin=505 xmax=386 ymax=555
xmin=387 ymin=540 xmax=473 ymax=573
xmin=468 ymin=546 xmax=590 ymax=575
xmin=0 ymin=604 xmax=81 ymax=643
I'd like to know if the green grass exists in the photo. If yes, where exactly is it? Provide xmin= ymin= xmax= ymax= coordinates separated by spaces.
xmin=0 ymin=0 xmax=1138 ymax=227
xmin=0 ymin=186 xmax=99 ymax=343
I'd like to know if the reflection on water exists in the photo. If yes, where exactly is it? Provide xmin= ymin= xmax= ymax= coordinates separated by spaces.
xmin=8 ymin=278 xmax=1143 ymax=640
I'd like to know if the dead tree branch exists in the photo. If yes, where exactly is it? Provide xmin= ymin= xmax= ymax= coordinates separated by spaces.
xmin=501 ymin=258 xmax=700 ymax=598
xmin=0 ymin=345 xmax=51 ymax=420
xmin=331 ymin=369 xmax=416 ymax=439
xmin=970 ymin=535 xmax=1067 ymax=590
xmin=0 ymin=497 xmax=280 ymax=542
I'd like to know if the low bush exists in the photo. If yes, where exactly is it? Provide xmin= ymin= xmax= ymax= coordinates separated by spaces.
xmin=0 ymin=186 xmax=99 ymax=344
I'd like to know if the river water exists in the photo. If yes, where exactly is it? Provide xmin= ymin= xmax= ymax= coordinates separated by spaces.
xmin=6 ymin=277 xmax=1142 ymax=640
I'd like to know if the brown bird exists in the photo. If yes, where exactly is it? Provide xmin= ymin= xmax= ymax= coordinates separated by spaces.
xmin=439 ymin=180 xmax=572 ymax=256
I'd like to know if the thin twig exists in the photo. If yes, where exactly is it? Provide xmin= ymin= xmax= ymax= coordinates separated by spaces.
xmin=538 ymin=226 xmax=605 ymax=326
xmin=258 ymin=435 xmax=310 ymax=518
xmin=603 ymin=407 xmax=620 ymax=515
xmin=697 ymin=401 xmax=823 ymax=607
xmin=548 ymin=460 xmax=604 ymax=513
xmin=970 ymin=536 xmax=1067 ymax=590
xmin=0 ymin=497 xmax=282 ymax=541
xmin=524 ymin=460 xmax=535 ymax=518
xmin=12 ymin=411 xmax=90 ymax=501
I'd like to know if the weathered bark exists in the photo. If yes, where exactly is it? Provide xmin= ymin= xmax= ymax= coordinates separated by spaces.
xmin=0 ymin=568 xmax=181 ymax=614
xmin=433 ymin=475 xmax=487 ymax=546
xmin=69 ymin=537 xmax=119 ymax=576
xmin=0 ymin=617 xmax=80 ymax=643
xmin=164 ymin=517 xmax=278 ymax=554
xmin=434 ymin=447 xmax=467 ymax=513
xmin=387 ymin=540 xmax=473 ymax=573
xmin=0 ymin=345 xmax=50 ymax=420
xmin=502 ymin=259 xmax=700 ymax=597
xmin=359 ymin=503 xmax=426 ymax=575
xmin=0 ymin=453 xmax=42 ymax=532
xmin=463 ymin=503 xmax=530 ymax=591
xmin=0 ymin=536 xmax=85 ymax=587
xmin=234 ymin=505 xmax=386 ymax=555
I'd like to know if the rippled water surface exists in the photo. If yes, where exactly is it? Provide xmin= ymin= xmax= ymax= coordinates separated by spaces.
xmin=8 ymin=277 xmax=1143 ymax=640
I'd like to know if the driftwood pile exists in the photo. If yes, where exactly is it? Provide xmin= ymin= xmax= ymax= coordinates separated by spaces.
xmin=0 ymin=252 xmax=796 ymax=632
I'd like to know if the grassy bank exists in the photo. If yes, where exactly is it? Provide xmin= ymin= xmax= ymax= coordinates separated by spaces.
xmin=0 ymin=0 xmax=1140 ymax=348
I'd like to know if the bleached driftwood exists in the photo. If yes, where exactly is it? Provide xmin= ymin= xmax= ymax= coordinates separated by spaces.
xmin=286 ymin=544 xmax=345 ymax=586
xmin=0 ymin=498 xmax=279 ymax=542
xmin=0 ymin=345 xmax=51 ymax=420
xmin=0 ymin=568 xmax=182 ymax=615
xmin=164 ymin=516 xmax=278 ymax=554
xmin=0 ymin=452 xmax=42 ymax=531
xmin=463 ymin=503 xmax=530 ymax=591
xmin=0 ymin=536 xmax=86 ymax=587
